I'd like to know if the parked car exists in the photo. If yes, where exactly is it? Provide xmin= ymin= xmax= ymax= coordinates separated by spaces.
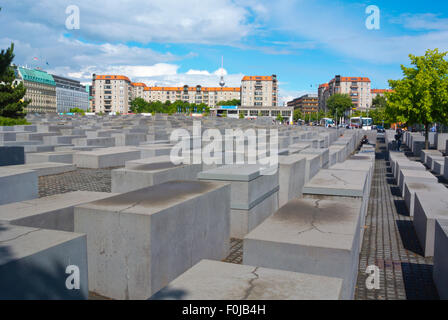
xmin=376 ymin=125 xmax=385 ymax=133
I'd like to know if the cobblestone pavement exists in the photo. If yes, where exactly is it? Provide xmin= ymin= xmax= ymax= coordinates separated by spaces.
xmin=355 ymin=139 xmax=440 ymax=300
xmin=39 ymin=168 xmax=112 ymax=197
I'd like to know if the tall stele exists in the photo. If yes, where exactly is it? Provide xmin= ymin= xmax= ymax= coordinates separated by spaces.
xmin=0 ymin=43 xmax=30 ymax=118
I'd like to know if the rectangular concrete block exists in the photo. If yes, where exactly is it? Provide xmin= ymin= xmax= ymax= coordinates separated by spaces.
xmin=414 ymin=191 xmax=448 ymax=257
xmin=1 ymin=162 xmax=76 ymax=177
xmin=0 ymin=146 xmax=25 ymax=166
xmin=112 ymin=157 xmax=202 ymax=193
xmin=278 ymin=154 xmax=307 ymax=207
xmin=151 ymin=260 xmax=343 ymax=300
xmin=0 ymin=191 xmax=115 ymax=232
xmin=404 ymin=182 xmax=448 ymax=217
xmin=243 ymin=197 xmax=363 ymax=300
xmin=0 ymin=168 xmax=38 ymax=205
xmin=74 ymin=180 xmax=231 ymax=300
xmin=73 ymin=147 xmax=141 ymax=169
xmin=26 ymin=151 xmax=74 ymax=164
xmin=0 ymin=223 xmax=88 ymax=299
xmin=398 ymin=169 xmax=438 ymax=197
xmin=433 ymin=220 xmax=448 ymax=300
xmin=198 ymin=164 xmax=279 ymax=238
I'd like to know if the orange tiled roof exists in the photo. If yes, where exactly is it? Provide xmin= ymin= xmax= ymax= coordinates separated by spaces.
xmin=242 ymin=76 xmax=273 ymax=81
xmin=132 ymin=82 xmax=146 ymax=87
xmin=319 ymin=83 xmax=329 ymax=88
xmin=95 ymin=75 xmax=131 ymax=82
xmin=329 ymin=76 xmax=371 ymax=83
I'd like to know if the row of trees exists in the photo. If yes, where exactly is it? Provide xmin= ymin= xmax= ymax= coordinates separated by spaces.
xmin=130 ymin=98 xmax=211 ymax=115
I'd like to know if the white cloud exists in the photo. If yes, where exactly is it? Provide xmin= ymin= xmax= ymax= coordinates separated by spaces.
xmin=390 ymin=13 xmax=448 ymax=31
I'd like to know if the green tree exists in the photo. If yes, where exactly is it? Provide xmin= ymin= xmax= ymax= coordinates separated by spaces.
xmin=276 ymin=114 xmax=284 ymax=123
xmin=69 ymin=107 xmax=85 ymax=115
xmin=0 ymin=43 xmax=29 ymax=118
xmin=293 ymin=109 xmax=302 ymax=122
xmin=217 ymin=99 xmax=241 ymax=106
xmin=239 ymin=112 xmax=245 ymax=119
xmin=130 ymin=97 xmax=149 ymax=113
xmin=386 ymin=49 xmax=448 ymax=149
xmin=326 ymin=93 xmax=353 ymax=125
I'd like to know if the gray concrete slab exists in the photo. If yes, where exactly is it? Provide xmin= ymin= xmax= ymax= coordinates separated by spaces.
xmin=0 ymin=191 xmax=115 ymax=232
xmin=433 ymin=220 xmax=448 ymax=300
xmin=73 ymin=147 xmax=141 ymax=169
xmin=0 ymin=168 xmax=38 ymax=205
xmin=151 ymin=260 xmax=343 ymax=300
xmin=74 ymin=180 xmax=231 ymax=300
xmin=243 ymin=197 xmax=363 ymax=300
xmin=414 ymin=191 xmax=448 ymax=257
xmin=0 ymin=223 xmax=88 ymax=299
xmin=404 ymin=182 xmax=448 ymax=217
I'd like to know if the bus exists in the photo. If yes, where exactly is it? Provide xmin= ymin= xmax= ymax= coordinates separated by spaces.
xmin=320 ymin=118 xmax=335 ymax=128
xmin=350 ymin=117 xmax=373 ymax=130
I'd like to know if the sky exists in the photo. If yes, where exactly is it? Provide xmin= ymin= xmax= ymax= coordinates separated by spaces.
xmin=1 ymin=0 xmax=448 ymax=105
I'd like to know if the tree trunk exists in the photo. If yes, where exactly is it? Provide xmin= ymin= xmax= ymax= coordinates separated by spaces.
xmin=425 ymin=123 xmax=430 ymax=150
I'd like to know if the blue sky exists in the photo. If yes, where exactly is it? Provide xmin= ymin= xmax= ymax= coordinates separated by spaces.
xmin=1 ymin=0 xmax=447 ymax=104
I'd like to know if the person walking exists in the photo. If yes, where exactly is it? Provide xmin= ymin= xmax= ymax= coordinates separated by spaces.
xmin=395 ymin=128 xmax=403 ymax=151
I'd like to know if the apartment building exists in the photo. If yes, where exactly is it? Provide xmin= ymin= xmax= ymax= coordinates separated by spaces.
xmin=92 ymin=74 xmax=132 ymax=114
xmin=318 ymin=83 xmax=330 ymax=112
xmin=241 ymin=75 xmax=278 ymax=107
xmin=52 ymin=75 xmax=89 ymax=113
xmin=371 ymin=89 xmax=393 ymax=99
xmin=14 ymin=67 xmax=57 ymax=113
xmin=140 ymin=85 xmax=240 ymax=108
xmin=287 ymin=94 xmax=318 ymax=114
xmin=318 ymin=75 xmax=372 ymax=112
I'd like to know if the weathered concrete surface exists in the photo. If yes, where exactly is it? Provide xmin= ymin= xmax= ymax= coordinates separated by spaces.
xmin=198 ymin=164 xmax=279 ymax=238
xmin=0 ymin=168 xmax=38 ymax=205
xmin=112 ymin=158 xmax=202 ymax=193
xmin=398 ymin=169 xmax=438 ymax=197
xmin=303 ymin=169 xmax=368 ymax=198
xmin=74 ymin=180 xmax=231 ymax=300
xmin=243 ymin=197 xmax=363 ymax=300
xmin=0 ymin=223 xmax=88 ymax=299
xmin=0 ymin=162 xmax=76 ymax=177
xmin=414 ymin=191 xmax=448 ymax=257
xmin=151 ymin=260 xmax=343 ymax=300
xmin=404 ymin=182 xmax=448 ymax=217
xmin=433 ymin=220 xmax=448 ymax=300
xmin=26 ymin=151 xmax=74 ymax=164
xmin=73 ymin=147 xmax=141 ymax=169
xmin=0 ymin=191 xmax=115 ymax=232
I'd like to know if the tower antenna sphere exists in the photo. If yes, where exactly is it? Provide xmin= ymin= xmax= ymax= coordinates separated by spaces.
xmin=219 ymin=56 xmax=225 ymax=87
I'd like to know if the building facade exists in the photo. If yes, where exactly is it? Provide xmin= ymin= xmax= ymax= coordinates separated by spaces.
xmin=371 ymin=89 xmax=393 ymax=99
xmin=141 ymin=85 xmax=241 ymax=107
xmin=287 ymin=94 xmax=318 ymax=114
xmin=15 ymin=67 xmax=57 ymax=113
xmin=92 ymin=74 xmax=132 ymax=114
xmin=52 ymin=75 xmax=89 ymax=113
xmin=318 ymin=75 xmax=372 ymax=112
xmin=241 ymin=75 xmax=278 ymax=107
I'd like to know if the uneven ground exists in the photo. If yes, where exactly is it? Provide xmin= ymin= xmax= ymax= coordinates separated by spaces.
xmin=38 ymin=137 xmax=443 ymax=300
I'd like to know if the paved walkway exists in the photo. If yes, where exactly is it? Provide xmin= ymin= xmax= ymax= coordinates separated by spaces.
xmin=355 ymin=138 xmax=439 ymax=300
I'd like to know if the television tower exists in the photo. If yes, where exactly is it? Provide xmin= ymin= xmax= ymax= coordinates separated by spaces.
xmin=219 ymin=56 xmax=225 ymax=88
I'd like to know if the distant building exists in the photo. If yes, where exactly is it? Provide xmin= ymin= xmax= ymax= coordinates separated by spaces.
xmin=371 ymin=89 xmax=393 ymax=100
xmin=318 ymin=83 xmax=330 ymax=112
xmin=318 ymin=75 xmax=372 ymax=112
xmin=287 ymin=94 xmax=318 ymax=115
xmin=92 ymin=74 xmax=133 ymax=114
xmin=241 ymin=75 xmax=278 ymax=107
xmin=52 ymin=75 xmax=89 ymax=113
xmin=210 ymin=105 xmax=293 ymax=123
xmin=15 ymin=67 xmax=57 ymax=113
xmin=140 ymin=85 xmax=241 ymax=108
